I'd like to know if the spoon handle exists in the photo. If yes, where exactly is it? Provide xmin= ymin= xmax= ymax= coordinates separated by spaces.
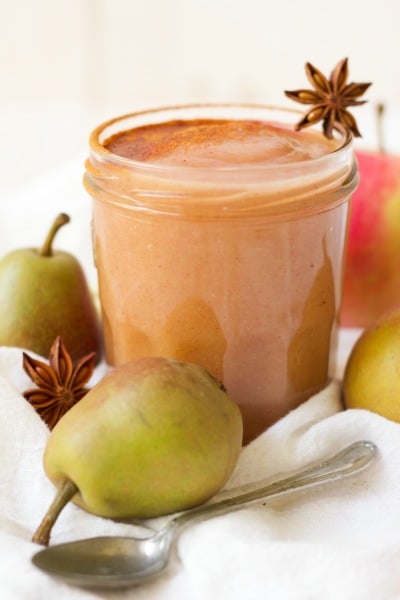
xmin=172 ymin=440 xmax=377 ymax=529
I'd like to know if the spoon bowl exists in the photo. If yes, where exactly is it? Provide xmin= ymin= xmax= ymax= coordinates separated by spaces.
xmin=32 ymin=440 xmax=377 ymax=589
xmin=33 ymin=534 xmax=171 ymax=588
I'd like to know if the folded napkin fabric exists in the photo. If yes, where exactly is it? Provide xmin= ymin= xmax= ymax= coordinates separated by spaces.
xmin=181 ymin=387 xmax=400 ymax=600
xmin=0 ymin=333 xmax=400 ymax=600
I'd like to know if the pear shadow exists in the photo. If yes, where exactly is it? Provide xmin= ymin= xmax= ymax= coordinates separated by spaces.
xmin=101 ymin=310 xmax=153 ymax=365
xmin=287 ymin=236 xmax=336 ymax=397
xmin=161 ymin=298 xmax=227 ymax=382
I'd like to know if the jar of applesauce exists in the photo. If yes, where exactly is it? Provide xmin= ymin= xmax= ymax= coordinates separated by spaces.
xmin=84 ymin=104 xmax=358 ymax=443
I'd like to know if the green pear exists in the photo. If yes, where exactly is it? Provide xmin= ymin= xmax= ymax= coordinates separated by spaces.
xmin=0 ymin=213 xmax=101 ymax=361
xmin=343 ymin=308 xmax=400 ymax=421
xmin=32 ymin=356 xmax=243 ymax=545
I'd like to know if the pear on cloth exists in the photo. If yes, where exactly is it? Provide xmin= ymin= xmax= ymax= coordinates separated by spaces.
xmin=343 ymin=308 xmax=400 ymax=421
xmin=32 ymin=356 xmax=243 ymax=546
xmin=0 ymin=213 xmax=101 ymax=361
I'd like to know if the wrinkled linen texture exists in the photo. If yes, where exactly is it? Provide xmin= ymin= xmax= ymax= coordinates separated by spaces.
xmin=1 ymin=329 xmax=400 ymax=600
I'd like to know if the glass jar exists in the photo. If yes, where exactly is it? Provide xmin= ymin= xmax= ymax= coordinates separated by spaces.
xmin=84 ymin=104 xmax=358 ymax=443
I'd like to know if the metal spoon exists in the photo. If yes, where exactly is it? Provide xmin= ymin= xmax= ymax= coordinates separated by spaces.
xmin=32 ymin=440 xmax=377 ymax=589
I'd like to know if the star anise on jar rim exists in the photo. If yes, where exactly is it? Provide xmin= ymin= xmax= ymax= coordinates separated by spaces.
xmin=22 ymin=336 xmax=97 ymax=430
xmin=285 ymin=57 xmax=371 ymax=139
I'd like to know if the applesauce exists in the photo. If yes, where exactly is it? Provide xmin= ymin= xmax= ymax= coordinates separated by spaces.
xmin=84 ymin=104 xmax=358 ymax=443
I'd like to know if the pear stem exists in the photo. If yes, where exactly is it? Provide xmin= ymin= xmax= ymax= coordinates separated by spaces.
xmin=32 ymin=479 xmax=78 ymax=546
xmin=38 ymin=213 xmax=70 ymax=257
xmin=376 ymin=102 xmax=386 ymax=155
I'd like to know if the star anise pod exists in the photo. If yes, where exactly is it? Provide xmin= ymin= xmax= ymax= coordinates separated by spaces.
xmin=285 ymin=58 xmax=371 ymax=139
xmin=22 ymin=336 xmax=96 ymax=430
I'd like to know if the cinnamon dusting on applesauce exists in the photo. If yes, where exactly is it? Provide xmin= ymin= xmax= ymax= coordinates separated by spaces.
xmin=104 ymin=118 xmax=338 ymax=167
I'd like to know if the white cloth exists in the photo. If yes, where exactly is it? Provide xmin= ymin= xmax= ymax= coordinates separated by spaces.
xmin=0 ymin=329 xmax=399 ymax=600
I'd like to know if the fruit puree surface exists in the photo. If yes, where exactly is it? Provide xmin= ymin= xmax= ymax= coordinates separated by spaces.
xmin=88 ymin=114 xmax=354 ymax=443
xmin=105 ymin=119 xmax=338 ymax=168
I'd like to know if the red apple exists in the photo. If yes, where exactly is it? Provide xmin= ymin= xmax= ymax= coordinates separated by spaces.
xmin=340 ymin=149 xmax=400 ymax=328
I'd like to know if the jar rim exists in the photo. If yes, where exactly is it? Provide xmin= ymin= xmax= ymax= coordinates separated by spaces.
xmin=88 ymin=102 xmax=353 ymax=175
xmin=86 ymin=103 xmax=357 ymax=219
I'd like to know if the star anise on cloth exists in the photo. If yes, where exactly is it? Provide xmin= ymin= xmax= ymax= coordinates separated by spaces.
xmin=22 ymin=336 xmax=97 ymax=429
xmin=285 ymin=57 xmax=371 ymax=139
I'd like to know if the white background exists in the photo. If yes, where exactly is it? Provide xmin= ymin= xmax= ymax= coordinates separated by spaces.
xmin=0 ymin=0 xmax=399 ymax=275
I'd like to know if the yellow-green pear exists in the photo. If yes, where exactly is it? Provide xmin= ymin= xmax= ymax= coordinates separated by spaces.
xmin=32 ymin=357 xmax=243 ymax=545
xmin=0 ymin=213 xmax=101 ymax=361
xmin=343 ymin=308 xmax=400 ymax=421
